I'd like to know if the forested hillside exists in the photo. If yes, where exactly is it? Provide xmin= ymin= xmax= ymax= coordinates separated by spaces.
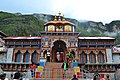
xmin=0 ymin=11 xmax=44 ymax=36
xmin=0 ymin=11 xmax=120 ymax=44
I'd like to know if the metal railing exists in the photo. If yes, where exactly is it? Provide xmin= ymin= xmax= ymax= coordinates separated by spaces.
xmin=3 ymin=67 xmax=93 ymax=80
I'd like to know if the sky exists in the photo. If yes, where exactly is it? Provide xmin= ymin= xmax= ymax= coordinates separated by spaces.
xmin=0 ymin=0 xmax=120 ymax=23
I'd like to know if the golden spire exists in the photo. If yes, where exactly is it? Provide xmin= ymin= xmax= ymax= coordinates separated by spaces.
xmin=58 ymin=12 xmax=61 ymax=21
xmin=54 ymin=15 xmax=57 ymax=21
xmin=58 ymin=11 xmax=61 ymax=16
xmin=62 ymin=14 xmax=65 ymax=21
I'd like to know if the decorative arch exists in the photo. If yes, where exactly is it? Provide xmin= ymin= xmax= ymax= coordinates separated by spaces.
xmin=23 ymin=50 xmax=30 ymax=62
xmin=52 ymin=40 xmax=67 ymax=62
xmin=89 ymin=51 xmax=96 ymax=63
xmin=80 ymin=51 xmax=87 ymax=63
xmin=31 ymin=50 xmax=38 ymax=64
xmin=51 ymin=39 xmax=68 ymax=49
xmin=15 ymin=50 xmax=22 ymax=62
xmin=98 ymin=51 xmax=104 ymax=63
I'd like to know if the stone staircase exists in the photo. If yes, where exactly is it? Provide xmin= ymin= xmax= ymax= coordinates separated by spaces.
xmin=44 ymin=62 xmax=63 ymax=69
xmin=40 ymin=62 xmax=93 ymax=80
xmin=41 ymin=62 xmax=74 ymax=79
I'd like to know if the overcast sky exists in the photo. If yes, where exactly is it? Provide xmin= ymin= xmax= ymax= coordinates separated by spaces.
xmin=0 ymin=0 xmax=120 ymax=23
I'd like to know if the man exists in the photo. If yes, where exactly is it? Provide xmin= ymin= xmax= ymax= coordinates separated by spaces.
xmin=13 ymin=71 xmax=21 ymax=79
xmin=61 ymin=62 xmax=69 ymax=71
xmin=71 ymin=74 xmax=78 ymax=80
xmin=47 ymin=51 xmax=50 ymax=62
xmin=57 ymin=52 xmax=60 ymax=62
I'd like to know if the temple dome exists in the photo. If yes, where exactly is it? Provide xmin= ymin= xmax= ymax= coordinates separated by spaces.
xmin=44 ymin=12 xmax=75 ymax=26
xmin=44 ymin=13 xmax=75 ymax=32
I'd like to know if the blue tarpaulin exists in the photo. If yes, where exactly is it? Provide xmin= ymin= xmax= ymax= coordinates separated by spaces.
xmin=72 ymin=62 xmax=78 ymax=67
xmin=39 ymin=62 xmax=45 ymax=67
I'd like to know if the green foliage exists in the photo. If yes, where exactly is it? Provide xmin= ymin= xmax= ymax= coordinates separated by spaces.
xmin=0 ymin=12 xmax=44 ymax=36
xmin=0 ymin=11 xmax=16 ymax=21
xmin=115 ymin=35 xmax=120 ymax=45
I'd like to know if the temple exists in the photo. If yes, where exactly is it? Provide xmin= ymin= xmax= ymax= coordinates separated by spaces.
xmin=0 ymin=13 xmax=120 ymax=79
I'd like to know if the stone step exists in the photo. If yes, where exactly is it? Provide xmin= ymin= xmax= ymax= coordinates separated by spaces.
xmin=41 ymin=62 xmax=74 ymax=78
xmin=44 ymin=62 xmax=63 ymax=69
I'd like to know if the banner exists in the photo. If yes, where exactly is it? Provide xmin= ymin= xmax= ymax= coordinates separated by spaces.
xmin=106 ymin=49 xmax=112 ymax=63
xmin=37 ymin=66 xmax=43 ymax=72
xmin=35 ymin=72 xmax=41 ymax=78
xmin=74 ymin=66 xmax=80 ymax=72
xmin=7 ymin=48 xmax=13 ymax=63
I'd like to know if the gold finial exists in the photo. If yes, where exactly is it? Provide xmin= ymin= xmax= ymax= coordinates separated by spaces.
xmin=58 ymin=12 xmax=62 ymax=21
xmin=58 ymin=11 xmax=61 ymax=16
xmin=58 ymin=16 xmax=61 ymax=21
xmin=54 ymin=15 xmax=57 ymax=21
xmin=62 ymin=14 xmax=65 ymax=20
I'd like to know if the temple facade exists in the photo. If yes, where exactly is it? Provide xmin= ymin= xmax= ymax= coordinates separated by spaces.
xmin=0 ymin=31 xmax=7 ymax=63
xmin=1 ymin=13 xmax=119 ymax=75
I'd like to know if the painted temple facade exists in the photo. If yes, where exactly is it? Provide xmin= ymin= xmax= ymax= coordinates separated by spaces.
xmin=1 ymin=13 xmax=119 ymax=74
xmin=0 ymin=31 xmax=7 ymax=63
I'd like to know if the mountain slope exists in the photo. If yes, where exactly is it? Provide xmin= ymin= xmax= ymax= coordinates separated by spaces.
xmin=0 ymin=11 xmax=45 ymax=36
xmin=0 ymin=11 xmax=120 ymax=44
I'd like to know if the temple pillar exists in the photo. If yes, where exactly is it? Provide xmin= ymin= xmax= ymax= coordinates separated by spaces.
xmin=40 ymin=52 xmax=44 ymax=58
xmin=87 ymin=54 xmax=89 ymax=63
xmin=21 ymin=54 xmax=23 ymax=63
xmin=104 ymin=54 xmax=106 ymax=63
xmin=29 ymin=54 xmax=31 ymax=63
xmin=96 ymin=54 xmax=98 ymax=63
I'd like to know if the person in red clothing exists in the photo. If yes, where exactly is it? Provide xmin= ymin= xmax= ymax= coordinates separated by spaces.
xmin=30 ymin=63 xmax=36 ymax=78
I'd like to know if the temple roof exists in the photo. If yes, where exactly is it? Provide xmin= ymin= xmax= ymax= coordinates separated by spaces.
xmin=44 ymin=12 xmax=75 ymax=26
xmin=4 ymin=36 xmax=41 ymax=40
xmin=44 ymin=20 xmax=75 ymax=26
xmin=78 ymin=37 xmax=115 ymax=40
xmin=0 ymin=31 xmax=7 ymax=37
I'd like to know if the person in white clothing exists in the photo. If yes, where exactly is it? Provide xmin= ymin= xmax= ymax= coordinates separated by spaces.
xmin=57 ymin=52 xmax=60 ymax=62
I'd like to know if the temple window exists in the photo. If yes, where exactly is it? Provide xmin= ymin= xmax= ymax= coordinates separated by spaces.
xmin=48 ymin=25 xmax=55 ymax=32
xmin=65 ymin=25 xmax=71 ymax=32
xmin=89 ymin=41 xmax=96 ymax=44
xmin=31 ymin=51 xmax=38 ymax=64
xmin=89 ymin=51 xmax=96 ymax=63
xmin=9 ymin=41 xmax=14 ymax=44
xmin=15 ymin=50 xmax=22 ymax=62
xmin=23 ymin=41 xmax=30 ymax=45
xmin=80 ymin=51 xmax=87 ymax=63
xmin=23 ymin=50 xmax=30 ymax=62
xmin=32 ymin=40 xmax=38 ymax=44
xmin=106 ymin=40 xmax=110 ymax=44
xmin=98 ymin=51 xmax=104 ymax=63
xmin=15 ymin=41 xmax=21 ymax=44
xmin=56 ymin=25 xmax=63 ymax=32
xmin=82 ymin=41 xmax=87 ymax=44
xmin=98 ymin=41 xmax=103 ymax=44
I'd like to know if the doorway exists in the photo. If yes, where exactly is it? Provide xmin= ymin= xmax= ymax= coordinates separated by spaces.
xmin=52 ymin=40 xmax=67 ymax=62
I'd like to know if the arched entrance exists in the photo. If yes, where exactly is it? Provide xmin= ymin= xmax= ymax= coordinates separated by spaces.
xmin=52 ymin=40 xmax=67 ymax=62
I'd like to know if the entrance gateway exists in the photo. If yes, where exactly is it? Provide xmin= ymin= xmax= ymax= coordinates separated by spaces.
xmin=41 ymin=13 xmax=78 ymax=62
xmin=52 ymin=40 xmax=67 ymax=62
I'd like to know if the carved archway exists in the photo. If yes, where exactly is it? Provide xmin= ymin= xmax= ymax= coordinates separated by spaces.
xmin=51 ymin=40 xmax=67 ymax=62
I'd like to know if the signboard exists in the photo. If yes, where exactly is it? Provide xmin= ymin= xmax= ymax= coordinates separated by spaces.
xmin=74 ymin=67 xmax=80 ymax=72
xmin=37 ymin=66 xmax=43 ymax=72
xmin=106 ymin=49 xmax=112 ymax=63
xmin=7 ymin=48 xmax=13 ymax=62
xmin=35 ymin=72 xmax=41 ymax=78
